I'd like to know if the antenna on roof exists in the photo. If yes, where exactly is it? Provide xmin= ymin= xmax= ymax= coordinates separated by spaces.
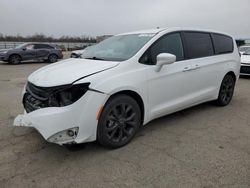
xmin=157 ymin=27 xmax=160 ymax=29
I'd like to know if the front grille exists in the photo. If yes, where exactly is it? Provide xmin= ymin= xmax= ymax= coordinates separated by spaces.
xmin=26 ymin=82 xmax=52 ymax=99
xmin=23 ymin=82 xmax=88 ymax=113
xmin=23 ymin=93 xmax=47 ymax=113
xmin=23 ymin=82 xmax=52 ymax=113
xmin=240 ymin=66 xmax=250 ymax=75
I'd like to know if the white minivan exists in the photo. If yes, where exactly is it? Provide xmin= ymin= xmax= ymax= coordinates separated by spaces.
xmin=14 ymin=28 xmax=240 ymax=148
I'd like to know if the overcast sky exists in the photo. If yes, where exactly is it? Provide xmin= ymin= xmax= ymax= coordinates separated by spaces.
xmin=0 ymin=0 xmax=249 ymax=38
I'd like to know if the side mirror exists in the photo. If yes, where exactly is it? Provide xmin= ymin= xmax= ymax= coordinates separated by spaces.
xmin=155 ymin=53 xmax=176 ymax=72
xmin=22 ymin=47 xmax=26 ymax=51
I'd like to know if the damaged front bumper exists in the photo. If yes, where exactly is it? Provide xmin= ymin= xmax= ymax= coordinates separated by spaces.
xmin=13 ymin=90 xmax=108 ymax=145
xmin=14 ymin=113 xmax=79 ymax=145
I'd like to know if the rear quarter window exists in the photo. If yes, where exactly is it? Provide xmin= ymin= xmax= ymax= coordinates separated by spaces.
xmin=212 ymin=34 xmax=234 ymax=54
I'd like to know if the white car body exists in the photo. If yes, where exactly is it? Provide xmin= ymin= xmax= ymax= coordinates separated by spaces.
xmin=239 ymin=45 xmax=250 ymax=55
xmin=70 ymin=49 xmax=86 ymax=58
xmin=239 ymin=46 xmax=250 ymax=75
xmin=240 ymin=53 xmax=250 ymax=75
xmin=14 ymin=28 xmax=240 ymax=146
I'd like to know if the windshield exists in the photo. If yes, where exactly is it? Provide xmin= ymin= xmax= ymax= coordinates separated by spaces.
xmin=239 ymin=46 xmax=250 ymax=53
xmin=14 ymin=43 xmax=27 ymax=49
xmin=81 ymin=34 xmax=155 ymax=61
xmin=244 ymin=48 xmax=250 ymax=55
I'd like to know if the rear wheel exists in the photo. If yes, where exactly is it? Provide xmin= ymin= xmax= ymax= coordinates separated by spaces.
xmin=48 ymin=54 xmax=58 ymax=63
xmin=8 ymin=55 xmax=21 ymax=64
xmin=216 ymin=74 xmax=235 ymax=106
xmin=97 ymin=95 xmax=141 ymax=148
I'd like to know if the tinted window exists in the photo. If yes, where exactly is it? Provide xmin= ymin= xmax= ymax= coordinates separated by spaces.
xmin=212 ymin=34 xmax=233 ymax=54
xmin=140 ymin=33 xmax=184 ymax=65
xmin=184 ymin=32 xmax=214 ymax=59
xmin=34 ymin=44 xmax=54 ymax=49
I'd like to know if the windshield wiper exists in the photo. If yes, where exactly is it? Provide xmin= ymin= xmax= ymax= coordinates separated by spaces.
xmin=85 ymin=57 xmax=105 ymax=61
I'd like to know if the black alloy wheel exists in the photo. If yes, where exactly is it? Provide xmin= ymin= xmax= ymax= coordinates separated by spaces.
xmin=216 ymin=74 xmax=235 ymax=106
xmin=97 ymin=95 xmax=141 ymax=148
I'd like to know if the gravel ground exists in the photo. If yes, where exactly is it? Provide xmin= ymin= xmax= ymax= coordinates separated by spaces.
xmin=0 ymin=55 xmax=249 ymax=188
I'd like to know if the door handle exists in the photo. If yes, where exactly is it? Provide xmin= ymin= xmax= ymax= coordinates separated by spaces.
xmin=183 ymin=67 xmax=191 ymax=72
xmin=183 ymin=65 xmax=200 ymax=72
xmin=193 ymin=64 xmax=200 ymax=70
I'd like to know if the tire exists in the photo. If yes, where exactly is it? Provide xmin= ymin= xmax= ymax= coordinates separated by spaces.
xmin=48 ymin=54 xmax=58 ymax=63
xmin=216 ymin=74 xmax=236 ymax=106
xmin=97 ymin=94 xmax=141 ymax=148
xmin=8 ymin=54 xmax=21 ymax=64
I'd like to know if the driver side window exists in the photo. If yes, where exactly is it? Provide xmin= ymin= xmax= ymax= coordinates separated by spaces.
xmin=26 ymin=44 xmax=35 ymax=50
xmin=139 ymin=33 xmax=184 ymax=65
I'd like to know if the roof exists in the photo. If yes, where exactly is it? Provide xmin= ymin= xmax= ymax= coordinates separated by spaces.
xmin=118 ymin=28 xmax=167 ymax=35
xmin=118 ymin=27 xmax=232 ymax=37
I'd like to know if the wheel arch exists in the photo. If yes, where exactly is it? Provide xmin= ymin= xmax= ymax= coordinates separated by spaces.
xmin=8 ymin=53 xmax=22 ymax=61
xmin=225 ymin=71 xmax=237 ymax=82
xmin=48 ymin=53 xmax=59 ymax=58
xmin=218 ymin=71 xmax=237 ymax=94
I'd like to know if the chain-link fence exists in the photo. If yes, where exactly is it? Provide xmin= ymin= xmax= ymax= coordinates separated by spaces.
xmin=0 ymin=41 xmax=95 ymax=51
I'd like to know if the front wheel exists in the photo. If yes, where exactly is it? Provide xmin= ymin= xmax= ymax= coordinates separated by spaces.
xmin=97 ymin=95 xmax=141 ymax=148
xmin=8 ymin=55 xmax=21 ymax=64
xmin=216 ymin=74 xmax=236 ymax=106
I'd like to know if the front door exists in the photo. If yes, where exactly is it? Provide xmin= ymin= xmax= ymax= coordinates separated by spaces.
xmin=21 ymin=44 xmax=36 ymax=60
xmin=141 ymin=32 xmax=204 ymax=120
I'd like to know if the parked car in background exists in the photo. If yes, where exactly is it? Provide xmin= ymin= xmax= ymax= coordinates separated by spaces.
xmin=14 ymin=28 xmax=240 ymax=148
xmin=70 ymin=49 xmax=86 ymax=58
xmin=239 ymin=45 xmax=250 ymax=55
xmin=70 ymin=46 xmax=92 ymax=58
xmin=240 ymin=47 xmax=250 ymax=75
xmin=0 ymin=43 xmax=63 ymax=64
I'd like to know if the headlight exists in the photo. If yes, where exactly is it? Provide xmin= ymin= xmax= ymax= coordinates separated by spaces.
xmin=48 ymin=83 xmax=90 ymax=107
xmin=0 ymin=51 xmax=7 ymax=54
xmin=24 ymin=82 xmax=90 ymax=112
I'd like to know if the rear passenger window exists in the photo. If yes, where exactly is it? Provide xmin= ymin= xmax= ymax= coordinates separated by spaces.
xmin=34 ymin=44 xmax=54 ymax=49
xmin=140 ymin=33 xmax=184 ymax=65
xmin=184 ymin=32 xmax=214 ymax=59
xmin=212 ymin=34 xmax=233 ymax=54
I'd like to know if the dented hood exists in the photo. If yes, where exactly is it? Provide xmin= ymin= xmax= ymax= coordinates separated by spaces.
xmin=28 ymin=58 xmax=119 ymax=87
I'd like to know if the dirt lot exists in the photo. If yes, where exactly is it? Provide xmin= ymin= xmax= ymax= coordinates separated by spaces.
xmin=0 ymin=56 xmax=250 ymax=188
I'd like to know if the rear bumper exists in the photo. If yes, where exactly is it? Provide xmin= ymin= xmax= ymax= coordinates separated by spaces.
xmin=58 ymin=53 xmax=63 ymax=59
xmin=240 ymin=64 xmax=250 ymax=75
